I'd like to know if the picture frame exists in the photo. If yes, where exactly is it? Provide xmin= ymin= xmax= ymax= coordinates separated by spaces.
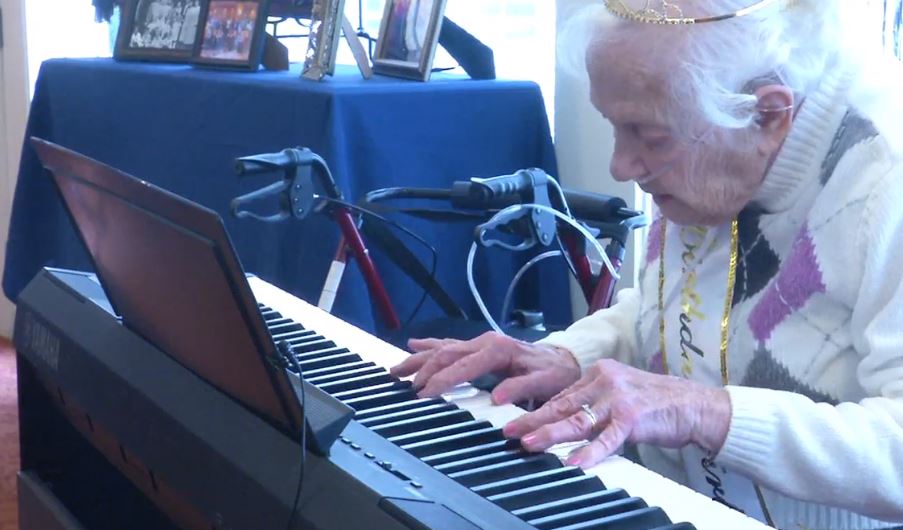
xmin=114 ymin=0 xmax=205 ymax=62
xmin=372 ymin=0 xmax=447 ymax=81
xmin=300 ymin=0 xmax=347 ymax=81
xmin=192 ymin=0 xmax=272 ymax=70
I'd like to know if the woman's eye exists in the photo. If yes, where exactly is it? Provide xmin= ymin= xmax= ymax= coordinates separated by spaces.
xmin=644 ymin=136 xmax=670 ymax=150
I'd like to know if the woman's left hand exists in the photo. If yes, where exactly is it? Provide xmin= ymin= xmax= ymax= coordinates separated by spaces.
xmin=503 ymin=358 xmax=733 ymax=469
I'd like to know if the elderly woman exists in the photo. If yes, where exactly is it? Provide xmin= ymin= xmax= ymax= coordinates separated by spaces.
xmin=391 ymin=0 xmax=903 ymax=528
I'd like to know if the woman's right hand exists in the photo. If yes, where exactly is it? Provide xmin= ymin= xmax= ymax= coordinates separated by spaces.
xmin=389 ymin=332 xmax=582 ymax=406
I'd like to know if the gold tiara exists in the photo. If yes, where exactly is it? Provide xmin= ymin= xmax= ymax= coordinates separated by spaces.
xmin=603 ymin=0 xmax=787 ymax=25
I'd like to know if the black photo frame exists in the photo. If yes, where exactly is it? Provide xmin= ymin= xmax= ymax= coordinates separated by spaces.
xmin=114 ymin=0 xmax=204 ymax=62
xmin=192 ymin=0 xmax=272 ymax=70
xmin=372 ymin=0 xmax=447 ymax=81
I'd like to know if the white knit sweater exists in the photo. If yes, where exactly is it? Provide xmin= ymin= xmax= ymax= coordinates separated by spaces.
xmin=539 ymin=69 xmax=903 ymax=529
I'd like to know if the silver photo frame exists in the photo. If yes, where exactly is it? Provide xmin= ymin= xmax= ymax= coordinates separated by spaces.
xmin=301 ymin=0 xmax=347 ymax=80
xmin=373 ymin=0 xmax=447 ymax=81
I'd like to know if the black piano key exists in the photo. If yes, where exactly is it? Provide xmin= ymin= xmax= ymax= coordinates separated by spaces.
xmin=472 ymin=467 xmax=584 ymax=497
xmin=433 ymin=449 xmax=525 ymax=474
xmin=303 ymin=360 xmax=376 ymax=379
xmin=267 ymin=321 xmax=305 ymax=335
xmin=290 ymin=338 xmax=338 ymax=354
xmin=305 ymin=365 xmax=385 ymax=386
xmin=490 ymin=475 xmax=607 ymax=512
xmin=316 ymin=372 xmax=395 ymax=394
xmin=648 ymin=524 xmax=696 ymax=530
xmin=419 ymin=439 xmax=520 ymax=467
xmin=333 ymin=381 xmax=413 ymax=402
xmin=369 ymin=409 xmax=473 ymax=438
xmin=387 ymin=420 xmax=493 ymax=446
xmin=528 ymin=497 xmax=648 ymax=530
xmin=343 ymin=388 xmax=418 ymax=410
xmin=357 ymin=402 xmax=456 ymax=427
xmin=548 ymin=506 xmax=670 ymax=530
xmin=449 ymin=454 xmax=563 ymax=488
xmin=402 ymin=427 xmax=506 ymax=459
xmin=271 ymin=329 xmax=317 ymax=342
xmin=295 ymin=346 xmax=350 ymax=360
xmin=260 ymin=309 xmax=282 ymax=321
xmin=353 ymin=398 xmax=446 ymax=420
xmin=512 ymin=489 xmax=630 ymax=520
xmin=298 ymin=351 xmax=361 ymax=371
xmin=265 ymin=317 xmax=295 ymax=329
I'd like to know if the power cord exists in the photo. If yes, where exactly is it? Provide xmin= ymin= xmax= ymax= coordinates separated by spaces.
xmin=321 ymin=197 xmax=439 ymax=335
xmin=278 ymin=341 xmax=307 ymax=530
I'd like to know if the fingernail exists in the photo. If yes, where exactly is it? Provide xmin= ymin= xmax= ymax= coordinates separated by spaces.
xmin=521 ymin=434 xmax=538 ymax=448
xmin=491 ymin=391 xmax=507 ymax=405
xmin=565 ymin=454 xmax=582 ymax=467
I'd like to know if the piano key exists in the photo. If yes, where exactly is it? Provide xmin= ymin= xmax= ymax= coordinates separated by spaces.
xmin=298 ymin=352 xmax=361 ymax=371
xmin=549 ymin=506 xmax=670 ymax=530
xmin=332 ymin=381 xmax=413 ymax=401
xmin=511 ymin=489 xmax=631 ymax=520
xmin=295 ymin=346 xmax=350 ymax=360
xmin=387 ymin=419 xmax=494 ymax=446
xmin=343 ymin=388 xmax=419 ymax=410
xmin=433 ymin=449 xmax=525 ymax=474
xmin=259 ymin=308 xmax=283 ymax=321
xmin=448 ymin=454 xmax=563 ymax=488
xmin=315 ymin=372 xmax=395 ymax=393
xmin=305 ymin=365 xmax=386 ymax=386
xmin=401 ymin=426 xmax=506 ymax=459
xmin=357 ymin=402 xmax=457 ymax=427
xmin=289 ymin=338 xmax=338 ymax=354
xmin=267 ymin=321 xmax=304 ymax=335
xmin=368 ymin=409 xmax=474 ymax=437
xmin=303 ymin=360 xmax=376 ymax=379
xmin=472 ymin=466 xmax=584 ymax=497
xmin=527 ymin=497 xmax=648 ymax=529
xmin=489 ymin=475 xmax=608 ymax=512
xmin=270 ymin=329 xmax=318 ymax=342
xmin=353 ymin=397 xmax=447 ymax=421
xmin=420 ymin=438 xmax=521 ymax=467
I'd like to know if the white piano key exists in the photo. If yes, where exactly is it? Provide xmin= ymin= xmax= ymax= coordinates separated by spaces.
xmin=250 ymin=278 xmax=769 ymax=530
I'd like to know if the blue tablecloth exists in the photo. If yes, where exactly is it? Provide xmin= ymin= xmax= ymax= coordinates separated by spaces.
xmin=4 ymin=58 xmax=568 ymax=334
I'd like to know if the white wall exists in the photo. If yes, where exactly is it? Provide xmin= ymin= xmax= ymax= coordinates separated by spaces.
xmin=554 ymin=0 xmax=644 ymax=318
xmin=0 ymin=0 xmax=30 ymax=337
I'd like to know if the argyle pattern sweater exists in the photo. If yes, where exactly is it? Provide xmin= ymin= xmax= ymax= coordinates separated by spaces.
xmin=540 ymin=70 xmax=903 ymax=529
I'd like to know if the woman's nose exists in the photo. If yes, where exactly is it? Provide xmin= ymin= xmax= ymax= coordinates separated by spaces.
xmin=610 ymin=144 xmax=648 ymax=183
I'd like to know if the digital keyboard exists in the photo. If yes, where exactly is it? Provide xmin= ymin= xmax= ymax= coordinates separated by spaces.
xmin=14 ymin=268 xmax=770 ymax=530
xmin=250 ymin=277 xmax=769 ymax=530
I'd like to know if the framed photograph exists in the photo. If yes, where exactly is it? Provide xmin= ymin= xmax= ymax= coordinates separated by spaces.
xmin=372 ymin=0 xmax=447 ymax=81
xmin=114 ymin=0 xmax=204 ymax=62
xmin=193 ymin=0 xmax=272 ymax=70
xmin=300 ymin=0 xmax=346 ymax=81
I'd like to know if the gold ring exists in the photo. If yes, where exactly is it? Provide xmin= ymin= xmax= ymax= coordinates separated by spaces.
xmin=580 ymin=404 xmax=598 ymax=428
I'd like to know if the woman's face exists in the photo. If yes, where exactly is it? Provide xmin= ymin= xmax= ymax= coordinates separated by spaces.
xmin=586 ymin=41 xmax=773 ymax=226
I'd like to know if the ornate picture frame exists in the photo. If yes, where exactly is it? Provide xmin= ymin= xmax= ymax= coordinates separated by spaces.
xmin=372 ymin=0 xmax=447 ymax=81
xmin=192 ymin=0 xmax=273 ymax=70
xmin=114 ymin=0 xmax=204 ymax=62
xmin=301 ymin=0 xmax=347 ymax=80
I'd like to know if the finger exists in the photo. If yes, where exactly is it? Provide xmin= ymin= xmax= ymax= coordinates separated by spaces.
xmin=491 ymin=370 xmax=570 ymax=406
xmin=503 ymin=387 xmax=595 ymax=439
xmin=518 ymin=402 xmax=608 ymax=452
xmin=411 ymin=340 xmax=482 ymax=390
xmin=390 ymin=350 xmax=435 ymax=378
xmin=565 ymin=416 xmax=630 ymax=468
xmin=419 ymin=346 xmax=511 ymax=397
xmin=408 ymin=337 xmax=455 ymax=352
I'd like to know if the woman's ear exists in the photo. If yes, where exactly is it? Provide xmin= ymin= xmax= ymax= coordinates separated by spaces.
xmin=754 ymin=84 xmax=795 ymax=157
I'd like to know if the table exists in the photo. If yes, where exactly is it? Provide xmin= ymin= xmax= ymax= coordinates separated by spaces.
xmin=4 ymin=58 xmax=568 ymax=334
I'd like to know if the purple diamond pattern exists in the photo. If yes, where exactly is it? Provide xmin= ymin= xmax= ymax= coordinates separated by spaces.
xmin=749 ymin=225 xmax=826 ymax=342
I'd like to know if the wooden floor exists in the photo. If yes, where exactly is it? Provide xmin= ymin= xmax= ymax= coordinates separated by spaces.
xmin=0 ymin=337 xmax=18 ymax=530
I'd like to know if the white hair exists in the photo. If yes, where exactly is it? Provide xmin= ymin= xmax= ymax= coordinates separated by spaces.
xmin=561 ymin=0 xmax=903 ymax=152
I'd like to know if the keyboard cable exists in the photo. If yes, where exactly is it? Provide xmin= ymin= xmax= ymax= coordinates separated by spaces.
xmin=279 ymin=341 xmax=307 ymax=530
